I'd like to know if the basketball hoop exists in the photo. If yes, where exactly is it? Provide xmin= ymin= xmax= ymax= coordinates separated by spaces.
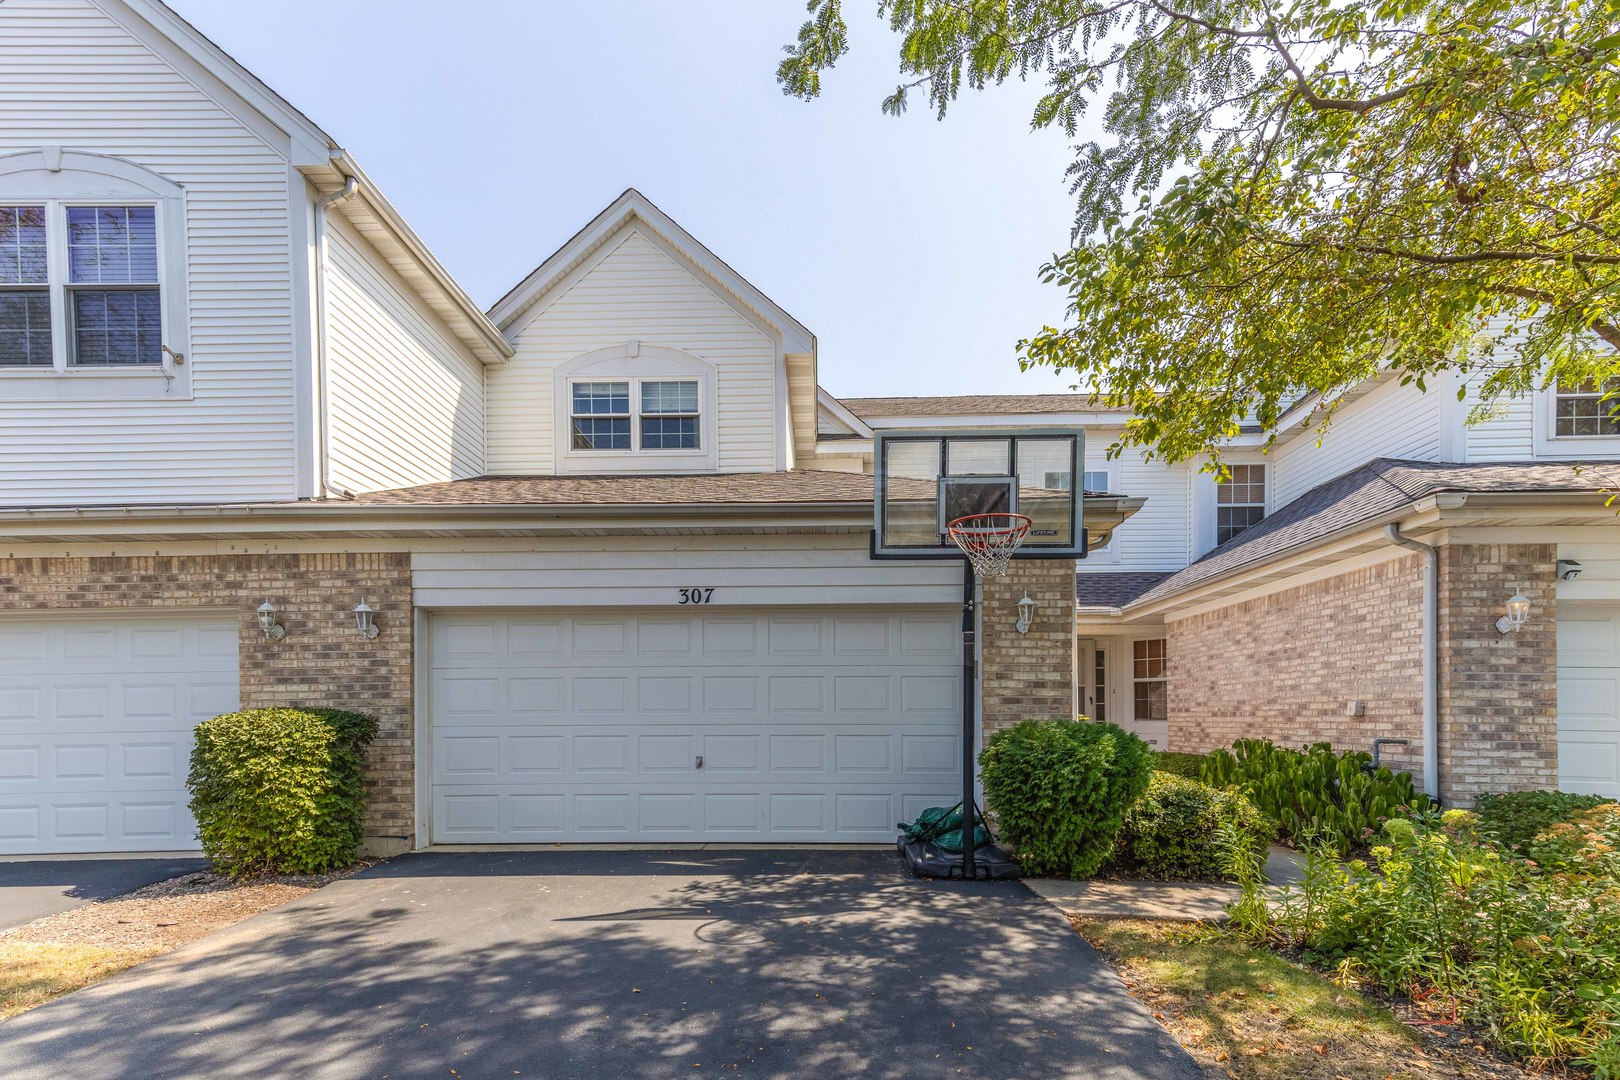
xmin=947 ymin=513 xmax=1032 ymax=579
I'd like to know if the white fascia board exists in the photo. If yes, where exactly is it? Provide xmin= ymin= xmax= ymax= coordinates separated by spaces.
xmin=489 ymin=189 xmax=816 ymax=355
xmin=108 ymin=0 xmax=335 ymax=165
xmin=314 ymin=154 xmax=512 ymax=364
xmin=816 ymin=389 xmax=874 ymax=438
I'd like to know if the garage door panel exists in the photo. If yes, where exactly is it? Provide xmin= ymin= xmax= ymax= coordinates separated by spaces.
xmin=0 ymin=616 xmax=239 ymax=854
xmin=430 ymin=609 xmax=961 ymax=843
xmin=1559 ymin=605 xmax=1620 ymax=796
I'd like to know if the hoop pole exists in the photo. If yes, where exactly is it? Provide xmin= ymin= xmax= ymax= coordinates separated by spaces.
xmin=960 ymin=558 xmax=977 ymax=880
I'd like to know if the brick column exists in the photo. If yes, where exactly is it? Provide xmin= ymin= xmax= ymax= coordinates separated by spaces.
xmin=1437 ymin=543 xmax=1558 ymax=805
xmin=980 ymin=559 xmax=1078 ymax=738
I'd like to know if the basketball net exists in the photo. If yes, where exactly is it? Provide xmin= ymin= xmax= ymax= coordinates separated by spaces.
xmin=946 ymin=513 xmax=1032 ymax=579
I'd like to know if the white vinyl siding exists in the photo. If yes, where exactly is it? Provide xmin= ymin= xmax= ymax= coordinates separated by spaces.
xmin=0 ymin=0 xmax=299 ymax=506
xmin=1271 ymin=379 xmax=1443 ymax=509
xmin=1080 ymin=443 xmax=1196 ymax=572
xmin=488 ymin=228 xmax=779 ymax=474
xmin=324 ymin=217 xmax=485 ymax=493
xmin=412 ymin=534 xmax=962 ymax=609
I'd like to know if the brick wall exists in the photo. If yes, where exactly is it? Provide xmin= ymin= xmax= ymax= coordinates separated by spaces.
xmin=0 ymin=554 xmax=414 ymax=852
xmin=981 ymin=559 xmax=1078 ymax=735
xmin=1166 ymin=554 xmax=1427 ymax=778
xmin=1437 ymin=544 xmax=1558 ymax=804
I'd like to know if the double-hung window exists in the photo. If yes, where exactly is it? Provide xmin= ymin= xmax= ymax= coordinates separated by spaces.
xmin=0 ymin=203 xmax=163 ymax=369
xmin=1132 ymin=638 xmax=1167 ymax=724
xmin=1553 ymin=379 xmax=1620 ymax=437
xmin=570 ymin=377 xmax=701 ymax=452
xmin=1216 ymin=463 xmax=1267 ymax=545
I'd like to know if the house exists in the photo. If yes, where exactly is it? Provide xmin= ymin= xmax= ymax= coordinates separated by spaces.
xmin=0 ymin=0 xmax=1158 ymax=856
xmin=0 ymin=1 xmax=1609 ymax=859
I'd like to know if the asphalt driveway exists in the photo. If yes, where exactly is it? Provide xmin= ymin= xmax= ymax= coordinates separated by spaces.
xmin=0 ymin=854 xmax=206 ymax=932
xmin=0 ymin=849 xmax=1201 ymax=1080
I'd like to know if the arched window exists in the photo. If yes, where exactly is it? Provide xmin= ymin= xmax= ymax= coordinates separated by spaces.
xmin=0 ymin=149 xmax=188 ymax=395
xmin=552 ymin=342 xmax=719 ymax=472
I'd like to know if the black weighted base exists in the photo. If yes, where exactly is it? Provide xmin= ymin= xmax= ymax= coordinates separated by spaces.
xmin=898 ymin=837 xmax=1022 ymax=880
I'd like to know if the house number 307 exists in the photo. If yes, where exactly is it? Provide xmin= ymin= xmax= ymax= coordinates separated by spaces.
xmin=677 ymin=588 xmax=715 ymax=605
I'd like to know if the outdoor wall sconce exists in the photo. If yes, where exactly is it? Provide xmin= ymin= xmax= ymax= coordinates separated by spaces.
xmin=256 ymin=599 xmax=285 ymax=641
xmin=1495 ymin=587 xmax=1531 ymax=635
xmin=1015 ymin=594 xmax=1037 ymax=635
xmin=353 ymin=598 xmax=380 ymax=640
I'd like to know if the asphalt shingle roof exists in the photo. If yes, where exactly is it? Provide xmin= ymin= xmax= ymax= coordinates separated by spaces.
xmin=348 ymin=471 xmax=885 ymax=506
xmin=1076 ymin=572 xmax=1174 ymax=609
xmin=1130 ymin=458 xmax=1610 ymax=608
xmin=839 ymin=394 xmax=1125 ymax=418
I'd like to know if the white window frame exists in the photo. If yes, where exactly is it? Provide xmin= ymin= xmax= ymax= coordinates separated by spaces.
xmin=552 ymin=341 xmax=718 ymax=473
xmin=1081 ymin=466 xmax=1120 ymax=562
xmin=0 ymin=149 xmax=189 ymax=400
xmin=1532 ymin=381 xmax=1620 ymax=458
xmin=565 ymin=375 xmax=704 ymax=454
xmin=1214 ymin=462 xmax=1268 ymax=546
xmin=1132 ymin=637 xmax=1168 ymax=725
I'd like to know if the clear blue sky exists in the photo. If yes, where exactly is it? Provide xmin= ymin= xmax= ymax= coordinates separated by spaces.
xmin=174 ymin=1 xmax=1093 ymax=398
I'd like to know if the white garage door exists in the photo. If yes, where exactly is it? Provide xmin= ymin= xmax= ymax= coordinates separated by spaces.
xmin=429 ymin=609 xmax=963 ymax=843
xmin=0 ymin=615 xmax=239 ymax=854
xmin=1557 ymin=603 xmax=1620 ymax=797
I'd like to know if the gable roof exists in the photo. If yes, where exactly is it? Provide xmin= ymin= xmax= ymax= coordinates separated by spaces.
xmin=1129 ymin=459 xmax=1612 ymax=609
xmin=487 ymin=189 xmax=815 ymax=355
xmin=113 ymin=2 xmax=509 ymax=364
xmin=841 ymin=394 xmax=1128 ymax=418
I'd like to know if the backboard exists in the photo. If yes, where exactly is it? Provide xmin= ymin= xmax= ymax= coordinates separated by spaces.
xmin=872 ymin=428 xmax=1085 ymax=559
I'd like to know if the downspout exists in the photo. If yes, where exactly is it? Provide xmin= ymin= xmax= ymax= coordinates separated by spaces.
xmin=1386 ymin=524 xmax=1439 ymax=799
xmin=312 ymin=168 xmax=358 ymax=500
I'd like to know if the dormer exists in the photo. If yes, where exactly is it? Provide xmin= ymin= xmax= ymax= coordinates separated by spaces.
xmin=484 ymin=190 xmax=816 ymax=476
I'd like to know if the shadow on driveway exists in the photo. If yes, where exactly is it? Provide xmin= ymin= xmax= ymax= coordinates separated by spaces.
xmin=0 ymin=848 xmax=1201 ymax=1080
xmin=0 ymin=855 xmax=207 ymax=932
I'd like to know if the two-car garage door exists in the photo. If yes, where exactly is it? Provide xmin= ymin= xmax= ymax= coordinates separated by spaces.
xmin=428 ymin=609 xmax=963 ymax=843
xmin=0 ymin=616 xmax=239 ymax=854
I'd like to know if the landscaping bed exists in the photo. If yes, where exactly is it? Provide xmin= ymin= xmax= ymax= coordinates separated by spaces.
xmin=1078 ymin=918 xmax=1536 ymax=1080
xmin=0 ymin=866 xmax=359 ymax=1020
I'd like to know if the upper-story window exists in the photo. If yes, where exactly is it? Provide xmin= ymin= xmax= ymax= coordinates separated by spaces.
xmin=1553 ymin=379 xmax=1620 ymax=437
xmin=568 ymin=377 xmax=702 ymax=452
xmin=0 ymin=149 xmax=187 ymax=399
xmin=1 ymin=204 xmax=163 ymax=368
xmin=1216 ymin=463 xmax=1267 ymax=545
xmin=1082 ymin=468 xmax=1115 ymax=555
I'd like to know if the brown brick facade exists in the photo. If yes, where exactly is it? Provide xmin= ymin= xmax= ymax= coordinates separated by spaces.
xmin=0 ymin=554 xmax=414 ymax=853
xmin=982 ymin=559 xmax=1078 ymax=735
xmin=1164 ymin=543 xmax=1561 ymax=805
xmin=1437 ymin=544 xmax=1558 ymax=804
xmin=1166 ymin=554 xmax=1427 ymax=779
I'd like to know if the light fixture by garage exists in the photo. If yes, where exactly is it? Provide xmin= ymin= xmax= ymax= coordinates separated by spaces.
xmin=256 ymin=599 xmax=285 ymax=641
xmin=1014 ymin=594 xmax=1037 ymax=635
xmin=1495 ymin=586 xmax=1531 ymax=635
xmin=353 ymin=597 xmax=379 ymax=639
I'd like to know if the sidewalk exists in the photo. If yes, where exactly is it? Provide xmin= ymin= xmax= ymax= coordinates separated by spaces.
xmin=1023 ymin=844 xmax=1305 ymax=921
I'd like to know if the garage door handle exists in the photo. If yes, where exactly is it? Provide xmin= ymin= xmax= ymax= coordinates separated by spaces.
xmin=695 ymin=755 xmax=704 ymax=770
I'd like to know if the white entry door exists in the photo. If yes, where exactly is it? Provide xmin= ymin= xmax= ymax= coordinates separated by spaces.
xmin=1557 ymin=603 xmax=1620 ymax=797
xmin=428 ymin=608 xmax=962 ymax=843
xmin=0 ymin=615 xmax=240 ymax=854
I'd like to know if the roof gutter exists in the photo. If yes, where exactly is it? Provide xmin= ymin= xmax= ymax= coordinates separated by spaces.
xmin=1386 ymin=523 xmax=1440 ymax=799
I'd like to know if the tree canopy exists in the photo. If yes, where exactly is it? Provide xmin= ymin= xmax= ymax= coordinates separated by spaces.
xmin=779 ymin=0 xmax=1620 ymax=462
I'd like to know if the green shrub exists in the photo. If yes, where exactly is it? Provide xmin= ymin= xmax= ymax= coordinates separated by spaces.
xmin=1110 ymin=771 xmax=1271 ymax=880
xmin=979 ymin=719 xmax=1154 ymax=878
xmin=187 ymin=707 xmax=379 ymax=877
xmin=1473 ymin=789 xmax=1614 ymax=856
xmin=1152 ymin=750 xmax=1209 ymax=778
xmin=1275 ymin=807 xmax=1620 ymax=1071
xmin=1200 ymin=738 xmax=1431 ymax=856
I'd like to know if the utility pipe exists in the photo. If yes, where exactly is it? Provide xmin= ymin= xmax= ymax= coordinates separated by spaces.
xmin=1386 ymin=524 xmax=1439 ymax=799
xmin=312 ymin=167 xmax=358 ymax=500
